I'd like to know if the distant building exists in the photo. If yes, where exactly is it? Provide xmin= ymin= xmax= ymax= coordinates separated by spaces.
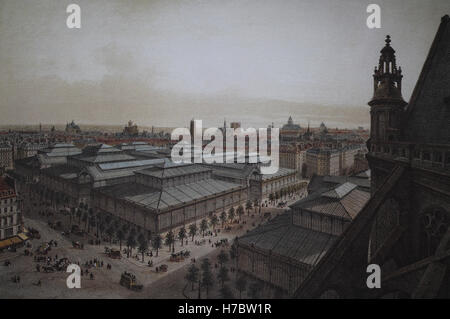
xmin=281 ymin=116 xmax=302 ymax=142
xmin=0 ymin=176 xmax=20 ymax=242
xmin=65 ymin=120 xmax=81 ymax=134
xmin=0 ymin=143 xmax=14 ymax=173
xmin=123 ymin=120 xmax=138 ymax=136
xmin=230 ymin=122 xmax=241 ymax=129
xmin=279 ymin=144 xmax=307 ymax=178
xmin=16 ymin=142 xmax=47 ymax=160
xmin=306 ymin=144 xmax=366 ymax=177
xmin=319 ymin=122 xmax=328 ymax=134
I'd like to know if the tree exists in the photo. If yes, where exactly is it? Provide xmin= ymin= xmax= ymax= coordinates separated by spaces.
xmin=88 ymin=214 xmax=95 ymax=234
xmin=220 ymin=285 xmax=234 ymax=299
xmin=82 ymin=211 xmax=88 ymax=231
xmin=165 ymin=230 xmax=175 ymax=253
xmin=185 ymin=264 xmax=199 ymax=291
xmin=188 ymin=223 xmax=198 ymax=241
xmin=217 ymin=250 xmax=229 ymax=267
xmin=113 ymin=219 xmax=120 ymax=230
xmin=105 ymin=225 xmax=115 ymax=243
xmin=69 ymin=207 xmax=75 ymax=227
xmin=98 ymin=221 xmax=106 ymax=240
xmin=121 ymin=223 xmax=130 ymax=235
xmin=178 ymin=227 xmax=187 ymax=246
xmin=235 ymin=276 xmax=247 ymax=299
xmin=236 ymin=205 xmax=244 ymax=221
xmin=138 ymin=239 xmax=148 ymax=262
xmin=209 ymin=215 xmax=219 ymax=231
xmin=269 ymin=193 xmax=274 ymax=202
xmin=220 ymin=211 xmax=227 ymax=228
xmin=152 ymin=234 xmax=162 ymax=257
xmin=248 ymin=281 xmax=262 ymax=299
xmin=253 ymin=199 xmax=260 ymax=214
xmin=201 ymin=259 xmax=214 ymax=298
xmin=87 ymin=208 xmax=94 ymax=233
xmin=95 ymin=211 xmax=101 ymax=237
xmin=217 ymin=266 xmax=229 ymax=288
xmin=245 ymin=200 xmax=253 ymax=216
xmin=76 ymin=207 xmax=82 ymax=225
xmin=116 ymin=229 xmax=124 ymax=251
xmin=200 ymin=219 xmax=209 ymax=237
xmin=229 ymin=243 xmax=237 ymax=262
xmin=201 ymin=257 xmax=212 ymax=272
xmin=126 ymin=233 xmax=136 ymax=258
xmin=137 ymin=232 xmax=146 ymax=246
xmin=228 ymin=207 xmax=235 ymax=223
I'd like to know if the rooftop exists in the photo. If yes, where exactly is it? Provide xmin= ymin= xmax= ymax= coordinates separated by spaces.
xmin=97 ymin=178 xmax=242 ymax=211
xmin=137 ymin=164 xmax=210 ymax=179
xmin=291 ymin=184 xmax=370 ymax=220
xmin=238 ymin=214 xmax=336 ymax=266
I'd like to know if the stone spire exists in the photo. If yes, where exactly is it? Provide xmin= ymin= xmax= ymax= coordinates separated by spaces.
xmin=368 ymin=35 xmax=407 ymax=148
xmin=369 ymin=35 xmax=407 ymax=105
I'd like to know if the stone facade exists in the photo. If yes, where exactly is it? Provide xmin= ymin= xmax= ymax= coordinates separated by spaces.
xmin=0 ymin=143 xmax=14 ymax=173
xmin=0 ymin=177 xmax=20 ymax=240
xmin=306 ymin=144 xmax=366 ymax=177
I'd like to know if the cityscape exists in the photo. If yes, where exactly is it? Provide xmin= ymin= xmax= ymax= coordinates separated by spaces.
xmin=0 ymin=0 xmax=449 ymax=301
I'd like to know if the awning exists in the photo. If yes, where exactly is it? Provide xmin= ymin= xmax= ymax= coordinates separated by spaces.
xmin=0 ymin=236 xmax=23 ymax=249
xmin=18 ymin=233 xmax=29 ymax=241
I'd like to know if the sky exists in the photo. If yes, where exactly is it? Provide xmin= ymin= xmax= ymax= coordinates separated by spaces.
xmin=0 ymin=0 xmax=449 ymax=128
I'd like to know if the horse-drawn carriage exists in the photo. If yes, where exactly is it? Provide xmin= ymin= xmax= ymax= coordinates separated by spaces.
xmin=43 ymin=266 xmax=55 ymax=273
xmin=28 ymin=228 xmax=40 ymax=239
xmin=120 ymin=272 xmax=143 ymax=291
xmin=156 ymin=264 xmax=168 ymax=273
xmin=214 ymin=238 xmax=229 ymax=248
xmin=104 ymin=247 xmax=121 ymax=259
xmin=36 ymin=243 xmax=51 ymax=255
xmin=72 ymin=241 xmax=83 ymax=249
xmin=169 ymin=250 xmax=190 ymax=262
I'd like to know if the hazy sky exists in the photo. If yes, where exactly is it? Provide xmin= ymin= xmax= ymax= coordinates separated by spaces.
xmin=0 ymin=0 xmax=449 ymax=128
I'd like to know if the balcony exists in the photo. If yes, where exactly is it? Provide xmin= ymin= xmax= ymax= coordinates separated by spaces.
xmin=369 ymin=141 xmax=450 ymax=171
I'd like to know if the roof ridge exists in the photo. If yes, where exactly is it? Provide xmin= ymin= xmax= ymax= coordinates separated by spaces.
xmin=404 ymin=14 xmax=450 ymax=121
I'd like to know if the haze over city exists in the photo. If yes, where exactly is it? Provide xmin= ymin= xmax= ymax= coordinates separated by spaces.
xmin=0 ymin=0 xmax=449 ymax=128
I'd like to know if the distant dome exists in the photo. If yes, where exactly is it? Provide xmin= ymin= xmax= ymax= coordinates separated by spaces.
xmin=282 ymin=116 xmax=301 ymax=131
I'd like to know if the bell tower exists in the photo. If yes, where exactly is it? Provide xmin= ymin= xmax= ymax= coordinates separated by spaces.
xmin=368 ymin=35 xmax=407 ymax=152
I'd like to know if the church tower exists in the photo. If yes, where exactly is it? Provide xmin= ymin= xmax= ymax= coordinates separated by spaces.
xmin=368 ymin=35 xmax=407 ymax=152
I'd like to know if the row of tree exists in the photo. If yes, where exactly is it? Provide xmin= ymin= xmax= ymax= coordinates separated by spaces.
xmin=185 ymin=249 xmax=263 ymax=299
